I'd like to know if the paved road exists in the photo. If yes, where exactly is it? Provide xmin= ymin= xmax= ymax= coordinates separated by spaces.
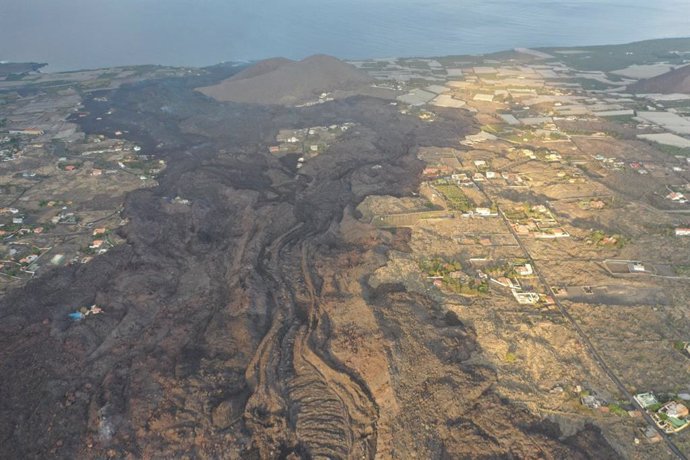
xmin=496 ymin=206 xmax=687 ymax=460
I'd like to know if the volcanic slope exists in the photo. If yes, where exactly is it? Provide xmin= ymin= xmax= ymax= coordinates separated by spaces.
xmin=0 ymin=69 xmax=620 ymax=459
xmin=628 ymin=63 xmax=690 ymax=94
xmin=196 ymin=55 xmax=375 ymax=105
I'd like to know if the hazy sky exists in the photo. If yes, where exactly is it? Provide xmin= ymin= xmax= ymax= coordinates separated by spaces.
xmin=1 ymin=0 xmax=689 ymax=71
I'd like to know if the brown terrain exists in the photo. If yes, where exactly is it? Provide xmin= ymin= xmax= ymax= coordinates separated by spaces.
xmin=0 ymin=57 xmax=624 ymax=459
xmin=197 ymin=55 xmax=376 ymax=105
xmin=628 ymin=64 xmax=690 ymax=94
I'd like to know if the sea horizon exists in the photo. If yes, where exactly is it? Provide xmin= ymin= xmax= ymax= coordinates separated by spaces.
xmin=2 ymin=0 xmax=690 ymax=72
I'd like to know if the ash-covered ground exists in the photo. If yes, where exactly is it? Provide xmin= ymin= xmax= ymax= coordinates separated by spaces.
xmin=0 ymin=66 xmax=620 ymax=459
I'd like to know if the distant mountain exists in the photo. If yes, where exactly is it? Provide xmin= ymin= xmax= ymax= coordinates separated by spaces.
xmin=0 ymin=62 xmax=46 ymax=79
xmin=627 ymin=64 xmax=690 ymax=94
xmin=197 ymin=55 xmax=374 ymax=105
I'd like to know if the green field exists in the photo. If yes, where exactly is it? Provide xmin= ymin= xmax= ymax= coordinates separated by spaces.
xmin=434 ymin=182 xmax=474 ymax=212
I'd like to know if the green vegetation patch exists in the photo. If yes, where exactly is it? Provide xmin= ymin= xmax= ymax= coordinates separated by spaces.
xmin=444 ymin=277 xmax=489 ymax=296
xmin=675 ymin=265 xmax=690 ymax=277
xmin=504 ymin=203 xmax=550 ymax=222
xmin=673 ymin=341 xmax=689 ymax=351
xmin=483 ymin=260 xmax=516 ymax=279
xmin=568 ymin=78 xmax=615 ymax=91
xmin=419 ymin=258 xmax=462 ymax=278
xmin=608 ymin=403 xmax=628 ymax=417
xmin=540 ymin=37 xmax=690 ymax=72
xmin=4 ymin=73 xmax=25 ymax=81
xmin=648 ymin=142 xmax=690 ymax=158
xmin=418 ymin=257 xmax=489 ymax=296
xmin=647 ymin=402 xmax=664 ymax=412
xmin=433 ymin=180 xmax=474 ymax=212
xmin=605 ymin=114 xmax=637 ymax=124
xmin=587 ymin=230 xmax=627 ymax=249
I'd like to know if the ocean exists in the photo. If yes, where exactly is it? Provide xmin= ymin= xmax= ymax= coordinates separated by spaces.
xmin=1 ymin=0 xmax=689 ymax=72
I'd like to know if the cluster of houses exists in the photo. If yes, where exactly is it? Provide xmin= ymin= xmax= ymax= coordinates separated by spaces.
xmin=89 ymin=227 xmax=110 ymax=254
xmin=68 ymin=304 xmax=104 ymax=321
xmin=508 ymin=204 xmax=570 ymax=239
xmin=667 ymin=191 xmax=687 ymax=204
xmin=271 ymin=123 xmax=355 ymax=157
xmin=0 ymin=135 xmax=22 ymax=161
xmin=488 ymin=262 xmax=545 ymax=305
xmin=634 ymin=392 xmax=690 ymax=434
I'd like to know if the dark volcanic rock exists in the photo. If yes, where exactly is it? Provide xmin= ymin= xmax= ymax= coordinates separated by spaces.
xmin=0 ymin=70 xmax=621 ymax=459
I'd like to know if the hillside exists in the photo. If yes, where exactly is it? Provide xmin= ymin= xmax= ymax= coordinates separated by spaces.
xmin=197 ymin=54 xmax=374 ymax=105
xmin=539 ymin=37 xmax=690 ymax=72
xmin=0 ymin=62 xmax=46 ymax=79
xmin=628 ymin=64 xmax=690 ymax=94
xmin=227 ymin=57 xmax=293 ymax=81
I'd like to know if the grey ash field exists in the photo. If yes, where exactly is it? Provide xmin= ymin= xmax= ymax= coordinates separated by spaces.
xmin=1 ymin=38 xmax=690 ymax=459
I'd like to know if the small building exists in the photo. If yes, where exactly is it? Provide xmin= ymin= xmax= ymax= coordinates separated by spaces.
xmin=581 ymin=395 xmax=604 ymax=409
xmin=642 ymin=426 xmax=662 ymax=443
xmin=662 ymin=402 xmax=689 ymax=419
xmin=675 ymin=228 xmax=690 ymax=236
xmin=93 ymin=227 xmax=107 ymax=236
xmin=19 ymin=254 xmax=38 ymax=264
xmin=513 ymin=291 xmax=540 ymax=305
xmin=423 ymin=165 xmax=453 ymax=178
xmin=474 ymin=207 xmax=494 ymax=217
xmin=9 ymin=128 xmax=44 ymax=136
xmin=50 ymin=254 xmax=65 ymax=266
xmin=473 ymin=93 xmax=494 ymax=102
xmin=667 ymin=192 xmax=687 ymax=202
xmin=515 ymin=263 xmax=533 ymax=276
xmin=634 ymin=392 xmax=659 ymax=409
xmin=91 ymin=169 xmax=103 ymax=176
xmin=629 ymin=262 xmax=646 ymax=273
xmin=90 ymin=239 xmax=104 ymax=249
